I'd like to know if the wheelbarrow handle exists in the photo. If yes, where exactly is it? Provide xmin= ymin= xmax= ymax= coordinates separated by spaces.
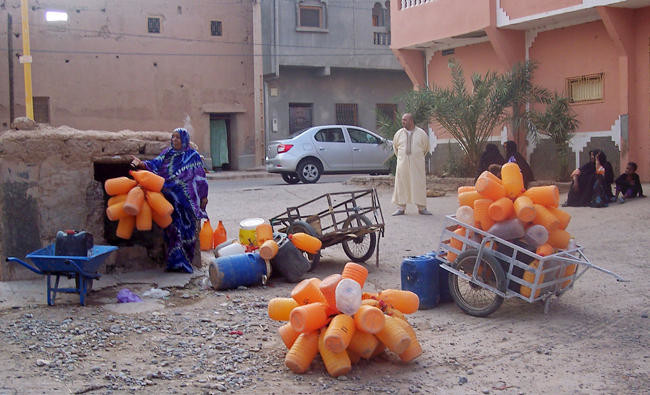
xmin=5 ymin=257 xmax=44 ymax=275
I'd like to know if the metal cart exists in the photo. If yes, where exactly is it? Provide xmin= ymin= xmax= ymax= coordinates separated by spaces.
xmin=6 ymin=244 xmax=118 ymax=306
xmin=269 ymin=188 xmax=385 ymax=270
xmin=437 ymin=215 xmax=625 ymax=316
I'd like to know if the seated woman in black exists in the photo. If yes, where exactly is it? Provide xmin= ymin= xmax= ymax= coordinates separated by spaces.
xmin=590 ymin=151 xmax=612 ymax=207
xmin=475 ymin=143 xmax=505 ymax=181
xmin=565 ymin=149 xmax=606 ymax=207
xmin=503 ymin=141 xmax=534 ymax=189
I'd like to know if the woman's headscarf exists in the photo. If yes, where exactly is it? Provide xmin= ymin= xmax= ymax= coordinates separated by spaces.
xmin=144 ymin=128 xmax=208 ymax=219
xmin=477 ymin=143 xmax=505 ymax=177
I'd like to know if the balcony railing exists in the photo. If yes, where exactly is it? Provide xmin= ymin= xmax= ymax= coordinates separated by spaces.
xmin=400 ymin=0 xmax=434 ymax=10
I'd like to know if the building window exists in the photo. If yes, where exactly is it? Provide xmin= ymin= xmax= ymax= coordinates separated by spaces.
xmin=211 ymin=20 xmax=222 ymax=36
xmin=373 ymin=32 xmax=391 ymax=46
xmin=299 ymin=6 xmax=322 ymax=28
xmin=336 ymin=103 xmax=359 ymax=126
xmin=45 ymin=11 xmax=68 ymax=23
xmin=147 ymin=17 xmax=161 ymax=33
xmin=372 ymin=3 xmax=384 ymax=26
xmin=567 ymin=73 xmax=604 ymax=103
xmin=376 ymin=103 xmax=398 ymax=127
xmin=289 ymin=103 xmax=313 ymax=135
xmin=33 ymin=96 xmax=50 ymax=124
xmin=384 ymin=1 xmax=391 ymax=26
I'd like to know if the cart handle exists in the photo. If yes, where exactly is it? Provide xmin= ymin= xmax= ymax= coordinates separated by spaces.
xmin=5 ymin=257 xmax=44 ymax=275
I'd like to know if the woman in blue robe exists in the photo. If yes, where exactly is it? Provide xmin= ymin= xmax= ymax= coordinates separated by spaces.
xmin=132 ymin=128 xmax=209 ymax=272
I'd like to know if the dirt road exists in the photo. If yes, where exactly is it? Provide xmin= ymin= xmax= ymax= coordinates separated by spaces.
xmin=0 ymin=181 xmax=648 ymax=394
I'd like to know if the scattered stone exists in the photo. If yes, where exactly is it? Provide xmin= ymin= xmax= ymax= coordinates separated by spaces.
xmin=482 ymin=390 xmax=490 ymax=394
xmin=12 ymin=117 xmax=37 ymax=130
xmin=36 ymin=359 xmax=51 ymax=367
xmin=458 ymin=376 xmax=468 ymax=385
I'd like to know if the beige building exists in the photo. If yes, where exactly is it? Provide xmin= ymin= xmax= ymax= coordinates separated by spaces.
xmin=1 ymin=0 xmax=264 ymax=169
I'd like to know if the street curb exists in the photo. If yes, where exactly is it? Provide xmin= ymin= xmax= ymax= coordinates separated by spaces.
xmin=205 ymin=171 xmax=276 ymax=181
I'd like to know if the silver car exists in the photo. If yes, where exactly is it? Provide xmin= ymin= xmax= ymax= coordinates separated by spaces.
xmin=266 ymin=125 xmax=393 ymax=184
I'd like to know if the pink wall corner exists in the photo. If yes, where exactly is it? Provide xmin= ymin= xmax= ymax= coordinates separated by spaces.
xmin=485 ymin=27 xmax=526 ymax=69
xmin=393 ymin=49 xmax=426 ymax=90
xmin=427 ymin=42 xmax=507 ymax=139
xmin=500 ymin=0 xmax=582 ymax=20
xmin=531 ymin=22 xmax=620 ymax=134
xmin=630 ymin=7 xmax=650 ymax=181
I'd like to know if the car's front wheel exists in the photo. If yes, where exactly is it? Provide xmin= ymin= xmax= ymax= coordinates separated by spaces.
xmin=296 ymin=158 xmax=322 ymax=184
xmin=281 ymin=173 xmax=300 ymax=184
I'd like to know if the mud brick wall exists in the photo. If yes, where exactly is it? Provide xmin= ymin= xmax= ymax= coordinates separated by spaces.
xmin=0 ymin=126 xmax=171 ymax=281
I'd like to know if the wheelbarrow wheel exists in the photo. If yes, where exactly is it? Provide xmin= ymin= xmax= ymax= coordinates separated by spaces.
xmin=341 ymin=214 xmax=376 ymax=263
xmin=448 ymin=249 xmax=506 ymax=317
xmin=287 ymin=221 xmax=321 ymax=271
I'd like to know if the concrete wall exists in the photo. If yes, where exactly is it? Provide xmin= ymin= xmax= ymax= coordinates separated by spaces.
xmin=264 ymin=0 xmax=401 ymax=71
xmin=0 ymin=126 xmax=171 ymax=281
xmin=265 ymin=67 xmax=412 ymax=140
xmin=0 ymin=0 xmax=260 ymax=169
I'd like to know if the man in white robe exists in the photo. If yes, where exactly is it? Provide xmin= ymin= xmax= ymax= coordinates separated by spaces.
xmin=391 ymin=113 xmax=431 ymax=215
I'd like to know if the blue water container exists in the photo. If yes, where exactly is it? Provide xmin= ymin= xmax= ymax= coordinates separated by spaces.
xmin=427 ymin=251 xmax=453 ymax=303
xmin=208 ymin=253 xmax=268 ymax=290
xmin=401 ymin=255 xmax=440 ymax=309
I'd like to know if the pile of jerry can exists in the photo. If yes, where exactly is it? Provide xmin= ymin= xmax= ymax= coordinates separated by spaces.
xmin=204 ymin=218 xmax=322 ymax=290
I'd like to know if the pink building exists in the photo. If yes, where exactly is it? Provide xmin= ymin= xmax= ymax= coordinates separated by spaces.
xmin=390 ymin=0 xmax=650 ymax=181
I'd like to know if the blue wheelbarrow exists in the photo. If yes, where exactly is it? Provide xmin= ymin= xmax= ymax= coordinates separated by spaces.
xmin=6 ymin=244 xmax=118 ymax=306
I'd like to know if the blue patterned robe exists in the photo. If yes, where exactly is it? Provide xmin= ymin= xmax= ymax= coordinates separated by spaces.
xmin=144 ymin=128 xmax=208 ymax=272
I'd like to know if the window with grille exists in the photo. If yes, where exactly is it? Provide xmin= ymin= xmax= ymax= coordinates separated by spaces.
xmin=147 ymin=17 xmax=160 ymax=33
xmin=33 ymin=96 xmax=50 ymax=123
xmin=567 ymin=73 xmax=604 ymax=103
xmin=376 ymin=103 xmax=398 ymax=127
xmin=373 ymin=32 xmax=391 ymax=46
xmin=299 ymin=5 xmax=322 ymax=28
xmin=336 ymin=103 xmax=359 ymax=126
xmin=211 ymin=21 xmax=222 ymax=36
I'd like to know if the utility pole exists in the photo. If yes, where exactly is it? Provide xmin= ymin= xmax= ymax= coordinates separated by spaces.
xmin=7 ymin=13 xmax=15 ymax=123
xmin=20 ymin=0 xmax=34 ymax=120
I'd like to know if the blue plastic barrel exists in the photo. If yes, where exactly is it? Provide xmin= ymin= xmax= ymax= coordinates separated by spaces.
xmin=426 ymin=251 xmax=453 ymax=303
xmin=208 ymin=253 xmax=267 ymax=290
xmin=401 ymin=255 xmax=440 ymax=309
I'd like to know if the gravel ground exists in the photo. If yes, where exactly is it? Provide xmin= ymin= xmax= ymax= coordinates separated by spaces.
xmin=0 ymin=181 xmax=648 ymax=394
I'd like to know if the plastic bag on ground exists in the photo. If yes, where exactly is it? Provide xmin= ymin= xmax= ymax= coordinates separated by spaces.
xmin=117 ymin=288 xmax=142 ymax=303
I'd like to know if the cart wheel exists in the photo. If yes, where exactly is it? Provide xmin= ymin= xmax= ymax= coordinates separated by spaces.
xmin=448 ymin=249 xmax=506 ymax=317
xmin=287 ymin=221 xmax=321 ymax=271
xmin=281 ymin=173 xmax=300 ymax=184
xmin=341 ymin=214 xmax=376 ymax=263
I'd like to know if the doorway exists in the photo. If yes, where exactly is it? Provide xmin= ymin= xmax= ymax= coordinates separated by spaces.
xmin=210 ymin=114 xmax=231 ymax=170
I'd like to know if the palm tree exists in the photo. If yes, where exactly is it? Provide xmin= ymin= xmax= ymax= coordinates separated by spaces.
xmin=429 ymin=60 xmax=510 ymax=173
xmin=503 ymin=61 xmax=551 ymax=148
xmin=531 ymin=93 xmax=579 ymax=180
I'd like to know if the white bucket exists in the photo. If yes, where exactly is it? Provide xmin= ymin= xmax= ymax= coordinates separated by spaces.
xmin=217 ymin=242 xmax=246 ymax=257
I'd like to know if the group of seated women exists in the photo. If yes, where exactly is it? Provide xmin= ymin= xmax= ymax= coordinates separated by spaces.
xmin=565 ymin=149 xmax=644 ymax=207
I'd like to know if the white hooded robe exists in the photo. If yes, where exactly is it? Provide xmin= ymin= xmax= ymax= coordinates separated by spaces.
xmin=391 ymin=126 xmax=429 ymax=207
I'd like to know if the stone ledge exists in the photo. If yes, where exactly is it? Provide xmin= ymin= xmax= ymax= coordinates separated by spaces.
xmin=347 ymin=175 xmax=571 ymax=193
